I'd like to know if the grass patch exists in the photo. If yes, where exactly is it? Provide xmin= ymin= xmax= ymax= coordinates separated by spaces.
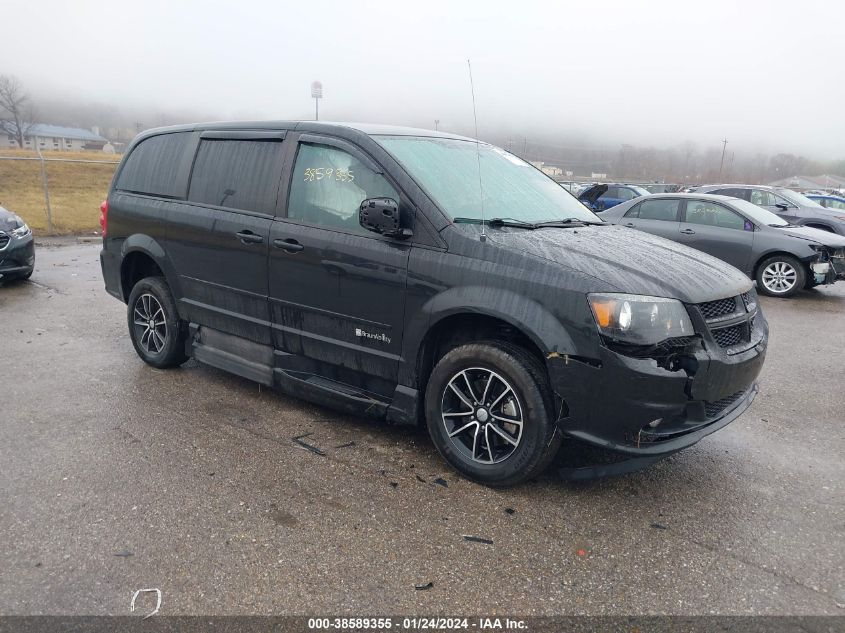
xmin=0 ymin=150 xmax=119 ymax=235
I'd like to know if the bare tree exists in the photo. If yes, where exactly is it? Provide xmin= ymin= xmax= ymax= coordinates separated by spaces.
xmin=0 ymin=74 xmax=35 ymax=148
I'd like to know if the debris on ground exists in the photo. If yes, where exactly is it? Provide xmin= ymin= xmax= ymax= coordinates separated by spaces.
xmin=334 ymin=441 xmax=355 ymax=448
xmin=130 ymin=588 xmax=162 ymax=619
xmin=650 ymin=522 xmax=668 ymax=530
xmin=463 ymin=535 xmax=493 ymax=545
xmin=292 ymin=433 xmax=326 ymax=456
xmin=390 ymin=482 xmax=398 ymax=488
xmin=505 ymin=507 xmax=516 ymax=515
xmin=414 ymin=582 xmax=434 ymax=591
xmin=433 ymin=477 xmax=448 ymax=488
xmin=416 ymin=475 xmax=426 ymax=483
xmin=114 ymin=550 xmax=134 ymax=558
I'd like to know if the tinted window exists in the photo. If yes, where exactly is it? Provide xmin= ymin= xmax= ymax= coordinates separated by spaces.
xmin=712 ymin=187 xmax=749 ymax=201
xmin=685 ymin=200 xmax=746 ymax=230
xmin=601 ymin=186 xmax=619 ymax=199
xmin=188 ymin=139 xmax=283 ymax=214
xmin=750 ymin=189 xmax=776 ymax=206
xmin=287 ymin=143 xmax=399 ymax=235
xmin=636 ymin=198 xmax=680 ymax=221
xmin=826 ymin=198 xmax=845 ymax=210
xmin=116 ymin=132 xmax=192 ymax=197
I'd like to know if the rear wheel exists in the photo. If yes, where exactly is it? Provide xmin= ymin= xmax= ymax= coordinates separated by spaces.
xmin=425 ymin=342 xmax=561 ymax=487
xmin=756 ymin=255 xmax=805 ymax=298
xmin=127 ymin=276 xmax=188 ymax=368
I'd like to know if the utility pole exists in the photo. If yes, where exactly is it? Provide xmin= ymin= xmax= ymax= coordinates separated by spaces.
xmin=718 ymin=138 xmax=728 ymax=179
xmin=434 ymin=119 xmax=439 ymax=131
xmin=523 ymin=137 xmax=528 ymax=157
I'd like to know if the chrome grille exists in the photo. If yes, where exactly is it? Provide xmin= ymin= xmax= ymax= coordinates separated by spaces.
xmin=705 ymin=390 xmax=746 ymax=418
xmin=699 ymin=297 xmax=736 ymax=319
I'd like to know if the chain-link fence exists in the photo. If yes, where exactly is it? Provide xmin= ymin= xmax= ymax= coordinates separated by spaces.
xmin=0 ymin=151 xmax=119 ymax=235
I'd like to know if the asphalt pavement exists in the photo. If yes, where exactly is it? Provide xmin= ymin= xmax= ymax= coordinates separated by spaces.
xmin=1 ymin=239 xmax=843 ymax=615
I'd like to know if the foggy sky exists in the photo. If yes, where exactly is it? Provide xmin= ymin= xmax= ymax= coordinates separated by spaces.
xmin=3 ymin=0 xmax=844 ymax=159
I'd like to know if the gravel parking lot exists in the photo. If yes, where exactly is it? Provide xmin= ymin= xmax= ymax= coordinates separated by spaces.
xmin=1 ymin=239 xmax=843 ymax=616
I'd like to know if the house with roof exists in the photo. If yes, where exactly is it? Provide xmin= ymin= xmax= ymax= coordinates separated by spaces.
xmin=1 ymin=124 xmax=109 ymax=151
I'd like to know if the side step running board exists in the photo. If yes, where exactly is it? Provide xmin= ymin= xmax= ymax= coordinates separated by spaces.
xmin=192 ymin=343 xmax=274 ymax=386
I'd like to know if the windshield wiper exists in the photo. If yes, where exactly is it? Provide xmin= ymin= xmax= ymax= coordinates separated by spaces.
xmin=453 ymin=217 xmax=537 ymax=229
xmin=534 ymin=218 xmax=605 ymax=228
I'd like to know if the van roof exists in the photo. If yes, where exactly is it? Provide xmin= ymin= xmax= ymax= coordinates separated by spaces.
xmin=136 ymin=120 xmax=475 ymax=142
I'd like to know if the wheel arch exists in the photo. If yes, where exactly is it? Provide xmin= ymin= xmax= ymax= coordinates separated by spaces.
xmin=803 ymin=222 xmax=836 ymax=233
xmin=752 ymin=250 xmax=810 ymax=280
xmin=119 ymin=235 xmax=172 ymax=302
xmin=408 ymin=286 xmax=579 ymax=406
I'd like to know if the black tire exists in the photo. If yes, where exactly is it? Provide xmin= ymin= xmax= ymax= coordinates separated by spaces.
xmin=424 ymin=341 xmax=562 ymax=487
xmin=126 ymin=276 xmax=189 ymax=368
xmin=755 ymin=254 xmax=806 ymax=298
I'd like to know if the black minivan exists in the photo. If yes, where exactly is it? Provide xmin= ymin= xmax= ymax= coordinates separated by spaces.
xmin=100 ymin=121 xmax=768 ymax=486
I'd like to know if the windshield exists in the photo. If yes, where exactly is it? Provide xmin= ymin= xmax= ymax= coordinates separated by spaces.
xmin=776 ymin=188 xmax=824 ymax=208
xmin=629 ymin=185 xmax=651 ymax=196
xmin=375 ymin=136 xmax=601 ymax=224
xmin=728 ymin=198 xmax=788 ymax=226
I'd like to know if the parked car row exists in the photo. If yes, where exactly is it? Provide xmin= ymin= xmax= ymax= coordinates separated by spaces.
xmin=598 ymin=193 xmax=845 ymax=297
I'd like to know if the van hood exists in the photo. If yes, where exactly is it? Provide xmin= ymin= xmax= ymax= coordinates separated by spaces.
xmin=773 ymin=224 xmax=845 ymax=247
xmin=490 ymin=224 xmax=751 ymax=304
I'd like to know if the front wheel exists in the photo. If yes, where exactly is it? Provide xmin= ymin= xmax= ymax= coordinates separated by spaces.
xmin=756 ymin=255 xmax=805 ymax=298
xmin=126 ymin=276 xmax=189 ymax=368
xmin=424 ymin=342 xmax=561 ymax=487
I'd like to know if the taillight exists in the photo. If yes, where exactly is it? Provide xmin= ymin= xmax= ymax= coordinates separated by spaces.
xmin=99 ymin=199 xmax=108 ymax=237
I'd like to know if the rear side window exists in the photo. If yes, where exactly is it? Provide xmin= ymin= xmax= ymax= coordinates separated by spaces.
xmin=634 ymin=198 xmax=680 ymax=221
xmin=601 ymin=186 xmax=619 ymax=199
xmin=116 ymin=132 xmax=192 ymax=197
xmin=188 ymin=139 xmax=284 ymax=214
xmin=713 ymin=188 xmax=750 ymax=201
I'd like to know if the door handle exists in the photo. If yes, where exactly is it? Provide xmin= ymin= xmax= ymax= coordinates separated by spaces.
xmin=624 ymin=223 xmax=635 ymax=227
xmin=273 ymin=238 xmax=304 ymax=253
xmin=236 ymin=231 xmax=264 ymax=244
xmin=680 ymin=228 xmax=696 ymax=235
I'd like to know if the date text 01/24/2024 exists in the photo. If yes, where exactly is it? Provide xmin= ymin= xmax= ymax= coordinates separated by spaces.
xmin=307 ymin=617 xmax=528 ymax=630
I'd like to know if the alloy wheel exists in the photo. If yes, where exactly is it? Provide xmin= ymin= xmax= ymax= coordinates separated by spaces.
xmin=440 ymin=368 xmax=524 ymax=464
xmin=132 ymin=293 xmax=167 ymax=354
xmin=761 ymin=261 xmax=797 ymax=294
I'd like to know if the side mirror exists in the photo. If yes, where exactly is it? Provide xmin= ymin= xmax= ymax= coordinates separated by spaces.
xmin=359 ymin=198 xmax=412 ymax=239
xmin=775 ymin=202 xmax=789 ymax=210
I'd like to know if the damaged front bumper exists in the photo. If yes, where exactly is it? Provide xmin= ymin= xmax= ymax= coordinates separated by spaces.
xmin=548 ymin=301 xmax=768 ymax=472
xmin=810 ymin=246 xmax=845 ymax=285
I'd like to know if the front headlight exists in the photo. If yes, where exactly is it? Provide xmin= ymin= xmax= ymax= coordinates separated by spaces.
xmin=10 ymin=215 xmax=30 ymax=238
xmin=588 ymin=293 xmax=694 ymax=346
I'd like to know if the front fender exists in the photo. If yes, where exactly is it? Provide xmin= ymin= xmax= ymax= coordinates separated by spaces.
xmin=422 ymin=285 xmax=576 ymax=355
